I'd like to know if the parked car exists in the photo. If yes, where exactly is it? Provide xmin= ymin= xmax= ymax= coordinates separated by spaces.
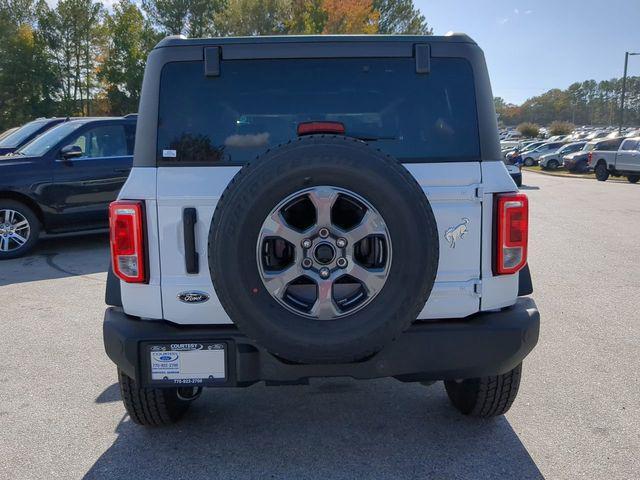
xmin=103 ymin=34 xmax=539 ymax=426
xmin=0 ymin=115 xmax=136 ymax=258
xmin=539 ymin=142 xmax=586 ymax=170
xmin=505 ymin=141 xmax=546 ymax=163
xmin=0 ymin=117 xmax=70 ymax=156
xmin=563 ymin=138 xmax=624 ymax=173
xmin=522 ymin=141 xmax=566 ymax=166
xmin=589 ymin=137 xmax=640 ymax=183
xmin=0 ymin=127 xmax=19 ymax=142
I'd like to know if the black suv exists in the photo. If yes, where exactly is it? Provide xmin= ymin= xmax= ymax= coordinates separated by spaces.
xmin=0 ymin=115 xmax=136 ymax=259
xmin=0 ymin=117 xmax=70 ymax=156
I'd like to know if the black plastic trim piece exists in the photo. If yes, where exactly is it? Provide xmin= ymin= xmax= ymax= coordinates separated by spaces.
xmin=105 ymin=265 xmax=122 ymax=307
xmin=518 ymin=263 xmax=533 ymax=296
xmin=204 ymin=47 xmax=220 ymax=76
xmin=103 ymin=298 xmax=539 ymax=386
xmin=415 ymin=44 xmax=430 ymax=73
xmin=183 ymin=207 xmax=199 ymax=274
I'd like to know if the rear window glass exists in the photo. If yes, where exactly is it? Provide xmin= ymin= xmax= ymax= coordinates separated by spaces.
xmin=157 ymin=57 xmax=480 ymax=165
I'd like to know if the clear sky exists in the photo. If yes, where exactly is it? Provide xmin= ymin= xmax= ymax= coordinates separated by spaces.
xmin=416 ymin=0 xmax=640 ymax=105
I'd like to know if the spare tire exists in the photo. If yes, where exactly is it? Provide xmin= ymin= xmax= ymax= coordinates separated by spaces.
xmin=209 ymin=135 xmax=438 ymax=364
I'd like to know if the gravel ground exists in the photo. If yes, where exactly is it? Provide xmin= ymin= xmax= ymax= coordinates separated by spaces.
xmin=0 ymin=171 xmax=638 ymax=479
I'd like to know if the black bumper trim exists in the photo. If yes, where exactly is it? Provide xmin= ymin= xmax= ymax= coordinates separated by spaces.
xmin=103 ymin=298 xmax=539 ymax=387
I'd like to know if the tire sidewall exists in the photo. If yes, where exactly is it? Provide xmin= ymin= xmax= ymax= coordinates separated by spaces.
xmin=209 ymin=137 xmax=439 ymax=363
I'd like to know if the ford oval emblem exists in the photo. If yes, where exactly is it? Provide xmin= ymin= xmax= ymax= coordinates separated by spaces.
xmin=177 ymin=291 xmax=210 ymax=304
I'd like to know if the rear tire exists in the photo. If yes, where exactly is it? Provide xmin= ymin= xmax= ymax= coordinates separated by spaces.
xmin=118 ymin=369 xmax=194 ymax=426
xmin=628 ymin=175 xmax=639 ymax=184
xmin=0 ymin=200 xmax=40 ymax=260
xmin=595 ymin=163 xmax=609 ymax=182
xmin=444 ymin=363 xmax=522 ymax=417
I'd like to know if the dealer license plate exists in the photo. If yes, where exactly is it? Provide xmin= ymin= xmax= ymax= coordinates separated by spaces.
xmin=148 ymin=343 xmax=226 ymax=385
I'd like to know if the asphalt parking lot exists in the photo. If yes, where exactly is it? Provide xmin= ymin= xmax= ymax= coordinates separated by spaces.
xmin=1 ymin=171 xmax=638 ymax=480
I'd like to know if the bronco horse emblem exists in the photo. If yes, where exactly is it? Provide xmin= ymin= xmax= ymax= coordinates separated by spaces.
xmin=444 ymin=218 xmax=470 ymax=248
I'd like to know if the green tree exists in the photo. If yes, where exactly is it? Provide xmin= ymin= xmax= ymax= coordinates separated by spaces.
xmin=142 ymin=0 xmax=226 ymax=37
xmin=38 ymin=0 xmax=105 ymax=115
xmin=100 ymin=0 xmax=159 ymax=115
xmin=287 ymin=0 xmax=326 ymax=34
xmin=517 ymin=122 xmax=540 ymax=138
xmin=215 ymin=0 xmax=290 ymax=36
xmin=374 ymin=0 xmax=432 ymax=34
xmin=0 ymin=0 xmax=57 ymax=129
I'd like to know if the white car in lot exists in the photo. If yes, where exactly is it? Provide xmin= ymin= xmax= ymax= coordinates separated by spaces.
xmin=539 ymin=142 xmax=586 ymax=170
xmin=521 ymin=141 xmax=566 ymax=166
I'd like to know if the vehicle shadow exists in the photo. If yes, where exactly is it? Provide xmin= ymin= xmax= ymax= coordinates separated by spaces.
xmin=0 ymin=232 xmax=109 ymax=287
xmin=519 ymin=185 xmax=540 ymax=191
xmin=85 ymin=378 xmax=542 ymax=480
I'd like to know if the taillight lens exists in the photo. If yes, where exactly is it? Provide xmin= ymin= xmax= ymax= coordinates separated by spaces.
xmin=109 ymin=200 xmax=146 ymax=283
xmin=494 ymin=193 xmax=528 ymax=275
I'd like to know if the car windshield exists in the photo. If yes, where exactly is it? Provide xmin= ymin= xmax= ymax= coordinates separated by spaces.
xmin=157 ymin=57 xmax=481 ymax=164
xmin=17 ymin=121 xmax=84 ymax=157
xmin=0 ymin=119 xmax=49 ymax=148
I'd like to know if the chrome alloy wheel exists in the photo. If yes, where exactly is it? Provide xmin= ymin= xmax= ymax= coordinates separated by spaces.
xmin=0 ymin=209 xmax=30 ymax=253
xmin=256 ymin=186 xmax=392 ymax=320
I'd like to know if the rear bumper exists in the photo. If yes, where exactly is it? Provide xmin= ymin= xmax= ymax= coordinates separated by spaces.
xmin=103 ymin=298 xmax=540 ymax=387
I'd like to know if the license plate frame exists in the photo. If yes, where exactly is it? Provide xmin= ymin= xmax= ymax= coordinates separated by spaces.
xmin=143 ymin=341 xmax=228 ymax=387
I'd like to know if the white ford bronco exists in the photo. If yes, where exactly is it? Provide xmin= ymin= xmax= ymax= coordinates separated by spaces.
xmin=103 ymin=34 xmax=539 ymax=426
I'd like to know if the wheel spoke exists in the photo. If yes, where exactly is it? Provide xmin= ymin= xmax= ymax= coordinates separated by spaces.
xmin=4 ymin=209 xmax=15 ymax=224
xmin=309 ymin=279 xmax=340 ymax=320
xmin=13 ymin=219 xmax=29 ymax=231
xmin=0 ymin=236 xmax=8 ymax=251
xmin=342 ymin=209 xmax=387 ymax=244
xmin=307 ymin=187 xmax=339 ymax=227
xmin=347 ymin=263 xmax=388 ymax=296
xmin=260 ymin=212 xmax=304 ymax=246
xmin=262 ymin=264 xmax=303 ymax=299
xmin=11 ymin=233 xmax=27 ymax=246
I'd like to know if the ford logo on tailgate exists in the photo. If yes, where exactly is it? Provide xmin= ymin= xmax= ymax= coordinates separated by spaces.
xmin=177 ymin=291 xmax=210 ymax=304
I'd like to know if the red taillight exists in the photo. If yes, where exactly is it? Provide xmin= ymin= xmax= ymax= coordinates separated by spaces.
xmin=494 ymin=193 xmax=528 ymax=275
xmin=109 ymin=200 xmax=146 ymax=283
xmin=587 ymin=152 xmax=593 ymax=165
xmin=297 ymin=121 xmax=345 ymax=136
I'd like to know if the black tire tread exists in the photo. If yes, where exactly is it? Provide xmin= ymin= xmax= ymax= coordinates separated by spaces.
xmin=444 ymin=363 xmax=522 ymax=418
xmin=117 ymin=369 xmax=189 ymax=426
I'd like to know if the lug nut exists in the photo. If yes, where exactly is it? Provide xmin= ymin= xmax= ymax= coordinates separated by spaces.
xmin=302 ymin=258 xmax=313 ymax=269
xmin=319 ymin=267 xmax=330 ymax=279
xmin=318 ymin=228 xmax=330 ymax=238
xmin=336 ymin=237 xmax=347 ymax=248
xmin=301 ymin=238 xmax=312 ymax=249
xmin=336 ymin=257 xmax=348 ymax=268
